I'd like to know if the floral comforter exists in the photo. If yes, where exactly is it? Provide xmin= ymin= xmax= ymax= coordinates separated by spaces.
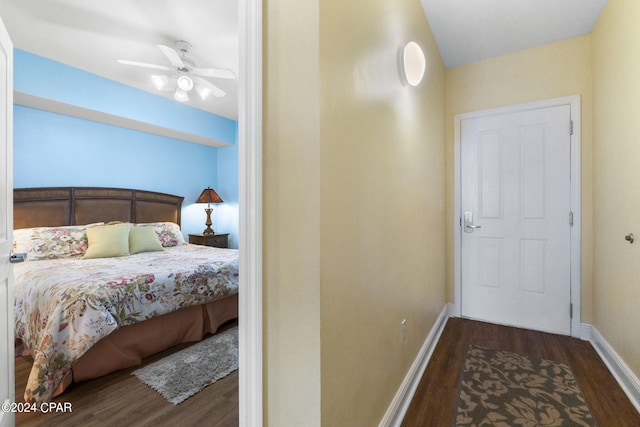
xmin=14 ymin=244 xmax=239 ymax=403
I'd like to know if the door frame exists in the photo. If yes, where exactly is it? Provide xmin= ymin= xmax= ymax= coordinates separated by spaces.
xmin=0 ymin=3 xmax=264 ymax=424
xmin=0 ymin=14 xmax=13 ymax=427
xmin=238 ymin=0 xmax=263 ymax=425
xmin=453 ymin=96 xmax=582 ymax=338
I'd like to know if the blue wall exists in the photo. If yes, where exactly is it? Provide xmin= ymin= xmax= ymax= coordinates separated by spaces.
xmin=216 ymin=144 xmax=239 ymax=248
xmin=14 ymin=50 xmax=237 ymax=143
xmin=13 ymin=50 xmax=239 ymax=247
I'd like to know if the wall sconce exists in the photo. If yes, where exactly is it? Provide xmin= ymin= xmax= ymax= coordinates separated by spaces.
xmin=196 ymin=187 xmax=224 ymax=235
xmin=401 ymin=41 xmax=426 ymax=86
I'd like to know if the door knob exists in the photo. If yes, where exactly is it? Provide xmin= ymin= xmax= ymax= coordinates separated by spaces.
xmin=463 ymin=211 xmax=482 ymax=233
xmin=10 ymin=252 xmax=27 ymax=263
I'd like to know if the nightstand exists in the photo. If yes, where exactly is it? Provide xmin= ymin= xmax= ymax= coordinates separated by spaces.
xmin=188 ymin=233 xmax=229 ymax=248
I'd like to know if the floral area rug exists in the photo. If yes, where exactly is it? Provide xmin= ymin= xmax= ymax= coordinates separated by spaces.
xmin=132 ymin=326 xmax=238 ymax=405
xmin=453 ymin=345 xmax=598 ymax=426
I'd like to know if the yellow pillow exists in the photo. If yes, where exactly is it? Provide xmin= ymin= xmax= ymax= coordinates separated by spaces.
xmin=83 ymin=223 xmax=131 ymax=259
xmin=129 ymin=225 xmax=164 ymax=254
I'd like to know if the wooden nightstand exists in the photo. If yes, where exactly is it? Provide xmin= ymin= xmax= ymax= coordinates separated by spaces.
xmin=188 ymin=233 xmax=229 ymax=248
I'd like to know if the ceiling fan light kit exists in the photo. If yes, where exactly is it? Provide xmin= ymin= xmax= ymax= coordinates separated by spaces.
xmin=174 ymin=88 xmax=189 ymax=102
xmin=177 ymin=74 xmax=194 ymax=91
xmin=118 ymin=40 xmax=236 ymax=103
xmin=151 ymin=74 xmax=171 ymax=91
xmin=195 ymin=84 xmax=212 ymax=100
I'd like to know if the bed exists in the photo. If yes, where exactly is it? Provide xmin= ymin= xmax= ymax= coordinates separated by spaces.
xmin=12 ymin=187 xmax=239 ymax=403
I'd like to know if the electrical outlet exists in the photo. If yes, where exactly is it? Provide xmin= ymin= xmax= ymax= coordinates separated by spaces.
xmin=401 ymin=319 xmax=407 ymax=342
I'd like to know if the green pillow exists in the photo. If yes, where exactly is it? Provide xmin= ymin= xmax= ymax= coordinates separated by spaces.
xmin=83 ymin=223 xmax=131 ymax=259
xmin=129 ymin=225 xmax=164 ymax=254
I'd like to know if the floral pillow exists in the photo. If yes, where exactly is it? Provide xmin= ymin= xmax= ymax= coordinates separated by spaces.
xmin=13 ymin=224 xmax=103 ymax=261
xmin=137 ymin=222 xmax=185 ymax=247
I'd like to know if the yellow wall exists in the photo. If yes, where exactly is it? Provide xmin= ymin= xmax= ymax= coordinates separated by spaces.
xmin=263 ymin=0 xmax=322 ymax=425
xmin=264 ymin=0 xmax=446 ymax=425
xmin=591 ymin=0 xmax=640 ymax=376
xmin=263 ymin=0 xmax=640 ymax=424
xmin=445 ymin=35 xmax=595 ymax=323
xmin=319 ymin=0 xmax=445 ymax=425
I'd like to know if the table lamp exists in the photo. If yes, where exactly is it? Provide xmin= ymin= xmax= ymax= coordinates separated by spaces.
xmin=196 ymin=187 xmax=223 ymax=235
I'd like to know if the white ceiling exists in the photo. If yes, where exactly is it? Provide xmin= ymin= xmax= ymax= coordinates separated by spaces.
xmin=0 ymin=0 xmax=239 ymax=120
xmin=0 ymin=0 xmax=609 ymax=122
xmin=421 ymin=0 xmax=608 ymax=69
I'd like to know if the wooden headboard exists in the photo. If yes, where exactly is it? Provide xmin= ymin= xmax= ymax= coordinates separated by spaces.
xmin=13 ymin=187 xmax=184 ymax=229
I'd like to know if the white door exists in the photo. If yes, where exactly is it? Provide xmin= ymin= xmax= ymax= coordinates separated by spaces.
xmin=460 ymin=105 xmax=572 ymax=335
xmin=0 ymin=15 xmax=13 ymax=427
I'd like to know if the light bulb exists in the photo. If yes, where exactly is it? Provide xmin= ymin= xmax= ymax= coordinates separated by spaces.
xmin=177 ymin=75 xmax=194 ymax=91
xmin=174 ymin=88 xmax=189 ymax=102
xmin=195 ymin=84 xmax=212 ymax=100
xmin=151 ymin=75 xmax=170 ymax=90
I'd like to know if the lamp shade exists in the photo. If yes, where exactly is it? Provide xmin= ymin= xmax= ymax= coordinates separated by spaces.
xmin=196 ymin=187 xmax=223 ymax=204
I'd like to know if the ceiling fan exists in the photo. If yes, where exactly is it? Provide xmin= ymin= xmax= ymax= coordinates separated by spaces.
xmin=117 ymin=40 xmax=236 ymax=102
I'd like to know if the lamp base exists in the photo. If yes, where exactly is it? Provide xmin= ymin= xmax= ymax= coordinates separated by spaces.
xmin=203 ymin=207 xmax=215 ymax=235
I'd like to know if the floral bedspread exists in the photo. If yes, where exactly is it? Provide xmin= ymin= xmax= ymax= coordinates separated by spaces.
xmin=14 ymin=244 xmax=239 ymax=403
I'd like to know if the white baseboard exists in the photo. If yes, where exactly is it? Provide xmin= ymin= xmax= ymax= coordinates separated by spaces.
xmin=579 ymin=323 xmax=592 ymax=341
xmin=447 ymin=303 xmax=457 ymax=318
xmin=379 ymin=305 xmax=449 ymax=427
xmin=583 ymin=323 xmax=640 ymax=413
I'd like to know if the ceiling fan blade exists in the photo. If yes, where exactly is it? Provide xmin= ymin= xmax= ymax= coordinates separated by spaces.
xmin=117 ymin=59 xmax=174 ymax=72
xmin=192 ymin=67 xmax=236 ymax=79
xmin=158 ymin=44 xmax=185 ymax=68
xmin=194 ymin=76 xmax=226 ymax=97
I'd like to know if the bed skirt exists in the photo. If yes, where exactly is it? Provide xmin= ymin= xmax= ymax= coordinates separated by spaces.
xmin=17 ymin=293 xmax=238 ymax=398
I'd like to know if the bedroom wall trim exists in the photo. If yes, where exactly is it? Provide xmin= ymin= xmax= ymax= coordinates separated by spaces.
xmin=585 ymin=324 xmax=640 ymax=413
xmin=378 ymin=304 xmax=449 ymax=427
xmin=14 ymin=91 xmax=231 ymax=148
xmin=238 ymin=0 xmax=263 ymax=424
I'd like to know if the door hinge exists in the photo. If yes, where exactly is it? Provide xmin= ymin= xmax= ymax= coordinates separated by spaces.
xmin=569 ymin=120 xmax=574 ymax=136
xmin=570 ymin=303 xmax=573 ymax=319
xmin=569 ymin=211 xmax=574 ymax=226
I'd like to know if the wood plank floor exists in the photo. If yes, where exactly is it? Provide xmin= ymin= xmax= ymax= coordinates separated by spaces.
xmin=15 ymin=318 xmax=640 ymax=426
xmin=14 ymin=323 xmax=238 ymax=427
xmin=402 ymin=317 xmax=640 ymax=426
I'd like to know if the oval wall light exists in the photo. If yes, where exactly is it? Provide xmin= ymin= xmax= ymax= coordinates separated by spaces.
xmin=402 ymin=41 xmax=426 ymax=86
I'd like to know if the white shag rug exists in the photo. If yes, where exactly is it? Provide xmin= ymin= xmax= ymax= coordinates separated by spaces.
xmin=132 ymin=326 xmax=238 ymax=405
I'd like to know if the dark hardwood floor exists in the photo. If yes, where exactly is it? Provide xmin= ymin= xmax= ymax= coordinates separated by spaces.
xmin=15 ymin=318 xmax=640 ymax=426
xmin=402 ymin=317 xmax=640 ymax=426
xmin=14 ymin=322 xmax=238 ymax=427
